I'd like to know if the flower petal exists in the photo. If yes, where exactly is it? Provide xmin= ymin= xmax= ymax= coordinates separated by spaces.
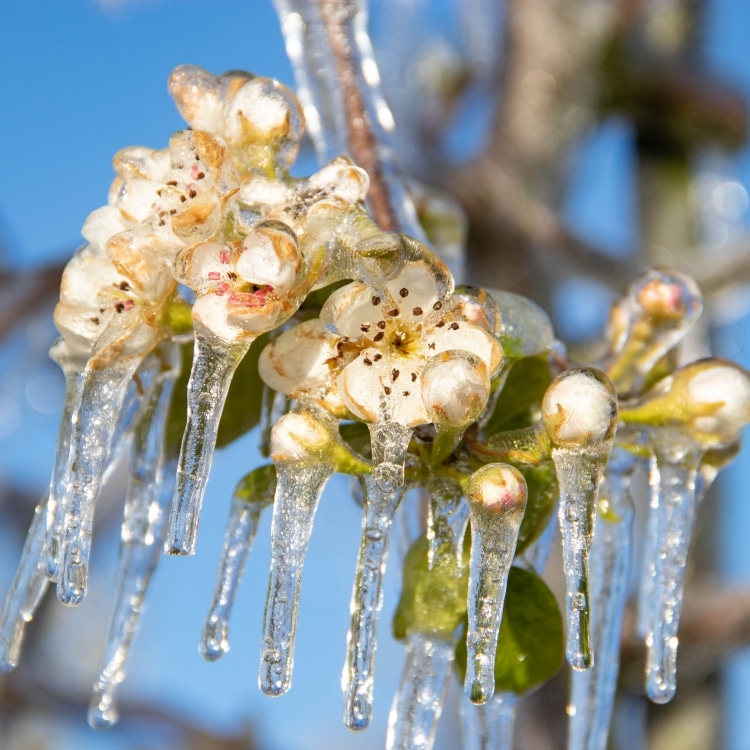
xmin=321 ymin=282 xmax=385 ymax=338
xmin=427 ymin=320 xmax=503 ymax=377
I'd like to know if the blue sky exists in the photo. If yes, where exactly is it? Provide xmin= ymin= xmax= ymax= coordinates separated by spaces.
xmin=1 ymin=1 xmax=750 ymax=749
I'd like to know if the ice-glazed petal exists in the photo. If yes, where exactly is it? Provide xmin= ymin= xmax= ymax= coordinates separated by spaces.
xmin=112 ymin=145 xmax=171 ymax=183
xmin=258 ymin=319 xmax=346 ymax=397
xmin=169 ymin=65 xmax=225 ymax=132
xmin=81 ymin=206 xmax=128 ymax=250
xmin=386 ymin=634 xmax=454 ymax=750
xmin=339 ymin=350 xmax=429 ymax=427
xmin=464 ymin=465 xmax=527 ymax=703
xmin=307 ymin=156 xmax=370 ymax=205
xmin=175 ymin=241 xmax=228 ymax=294
xmin=427 ymin=321 xmax=503 ymax=377
xmin=236 ymin=220 xmax=301 ymax=292
xmin=385 ymin=261 xmax=441 ymax=322
xmin=452 ymin=287 xmax=502 ymax=338
xmin=321 ymin=281 xmax=384 ymax=338
xmin=114 ymin=178 xmax=164 ymax=224
xmin=421 ymin=352 xmax=490 ymax=429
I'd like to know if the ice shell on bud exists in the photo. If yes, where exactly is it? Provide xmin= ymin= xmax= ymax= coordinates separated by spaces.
xmin=236 ymin=221 xmax=301 ymax=292
xmin=168 ymin=65 xmax=226 ymax=131
xmin=687 ymin=362 xmax=750 ymax=440
xmin=421 ymin=351 xmax=490 ymax=428
xmin=633 ymin=268 xmax=702 ymax=325
xmin=466 ymin=464 xmax=528 ymax=515
xmin=542 ymin=368 xmax=617 ymax=448
xmin=270 ymin=411 xmax=333 ymax=464
xmin=307 ymin=157 xmax=370 ymax=206
xmin=81 ymin=207 xmax=127 ymax=249
xmin=112 ymin=146 xmax=171 ymax=182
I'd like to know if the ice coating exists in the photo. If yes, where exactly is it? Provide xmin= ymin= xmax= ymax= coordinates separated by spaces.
xmin=542 ymin=368 xmax=617 ymax=670
xmin=568 ymin=450 xmax=635 ymax=749
xmin=426 ymin=477 xmax=468 ymax=571
xmin=464 ymin=464 xmax=527 ymax=703
xmin=461 ymin=692 xmax=518 ymax=750
xmin=385 ymin=634 xmax=453 ymax=750
xmin=88 ymin=343 xmax=180 ymax=729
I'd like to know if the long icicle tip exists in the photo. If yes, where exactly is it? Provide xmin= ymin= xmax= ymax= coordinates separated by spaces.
xmin=464 ymin=464 xmax=527 ymax=704
xmin=542 ymin=368 xmax=617 ymax=671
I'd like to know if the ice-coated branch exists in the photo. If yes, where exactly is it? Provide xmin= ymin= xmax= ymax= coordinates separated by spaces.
xmin=542 ymin=368 xmax=617 ymax=671
xmin=463 ymin=464 xmax=527 ymax=704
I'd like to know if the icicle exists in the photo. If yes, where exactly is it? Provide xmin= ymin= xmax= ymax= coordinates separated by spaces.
xmin=342 ymin=421 xmax=411 ymax=729
xmin=343 ymin=471 xmax=406 ymax=729
xmin=57 ymin=354 xmax=144 ymax=605
xmin=636 ymin=454 xmax=660 ymax=640
xmin=643 ymin=444 xmax=701 ymax=704
xmin=0 ymin=501 xmax=50 ymax=671
xmin=542 ymin=368 xmax=617 ymax=671
xmin=385 ymin=634 xmax=453 ymax=750
xmin=463 ymin=464 xmax=527 ymax=704
xmin=259 ymin=410 xmax=337 ymax=696
xmin=166 ymin=330 xmax=249 ymax=556
xmin=426 ymin=477 xmax=468 ymax=570
xmin=568 ymin=449 xmax=635 ymax=749
xmin=88 ymin=343 xmax=181 ymax=729
xmin=460 ymin=692 xmax=518 ymax=750
xmin=201 ymin=466 xmax=276 ymax=661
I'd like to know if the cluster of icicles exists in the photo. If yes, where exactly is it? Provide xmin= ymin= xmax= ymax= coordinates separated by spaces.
xmin=3 ymin=65 xmax=750 ymax=750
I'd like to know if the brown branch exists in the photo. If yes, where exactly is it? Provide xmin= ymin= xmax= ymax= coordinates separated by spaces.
xmin=319 ymin=0 xmax=399 ymax=231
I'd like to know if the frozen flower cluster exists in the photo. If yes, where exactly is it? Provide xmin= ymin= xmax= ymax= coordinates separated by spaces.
xmin=3 ymin=66 xmax=750 ymax=750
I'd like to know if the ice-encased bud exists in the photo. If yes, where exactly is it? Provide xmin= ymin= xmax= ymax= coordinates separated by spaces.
xmin=236 ymin=220 xmax=301 ymax=292
xmin=602 ymin=268 xmax=702 ymax=396
xmin=464 ymin=464 xmax=527 ymax=704
xmin=168 ymin=65 xmax=305 ymax=175
xmin=270 ymin=410 xmax=335 ymax=463
xmin=421 ymin=351 xmax=490 ymax=428
xmin=619 ymin=358 xmax=750 ymax=447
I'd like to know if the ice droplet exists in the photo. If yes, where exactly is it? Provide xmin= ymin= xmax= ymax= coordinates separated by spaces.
xmin=259 ymin=461 xmax=333 ymax=696
xmin=342 ymin=422 xmax=411 ymax=729
xmin=542 ymin=368 xmax=617 ymax=671
xmin=568 ymin=450 xmax=635 ymax=749
xmin=464 ymin=464 xmax=527 ymax=703
xmin=201 ymin=469 xmax=275 ymax=661
xmin=58 ymin=355 xmax=144 ymax=605
xmin=166 ymin=330 xmax=249 ymax=556
xmin=461 ymin=691 xmax=518 ymax=750
xmin=386 ymin=634 xmax=453 ymax=750
xmin=88 ymin=344 xmax=181 ymax=729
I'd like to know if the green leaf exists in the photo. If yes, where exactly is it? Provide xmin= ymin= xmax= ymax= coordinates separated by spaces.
xmin=392 ymin=535 xmax=469 ymax=641
xmin=515 ymin=464 xmax=559 ymax=555
xmin=234 ymin=464 xmax=277 ymax=506
xmin=165 ymin=334 xmax=270 ymax=459
xmin=339 ymin=421 xmax=372 ymax=460
xmin=482 ymin=355 xmax=552 ymax=437
xmin=454 ymin=566 xmax=564 ymax=694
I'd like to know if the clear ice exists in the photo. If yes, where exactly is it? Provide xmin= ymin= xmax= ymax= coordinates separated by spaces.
xmin=58 ymin=355 xmax=144 ymax=605
xmin=461 ymin=692 xmax=518 ymax=750
xmin=464 ymin=465 xmax=527 ymax=704
xmin=201 ymin=467 xmax=276 ymax=661
xmin=426 ymin=477 xmax=468 ymax=571
xmin=568 ymin=450 xmax=635 ymax=749
xmin=385 ymin=634 xmax=453 ymax=750
xmin=260 ymin=461 xmax=334 ymax=696
xmin=166 ymin=331 xmax=249 ymax=556
xmin=88 ymin=343 xmax=181 ymax=729
xmin=342 ymin=421 xmax=411 ymax=729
